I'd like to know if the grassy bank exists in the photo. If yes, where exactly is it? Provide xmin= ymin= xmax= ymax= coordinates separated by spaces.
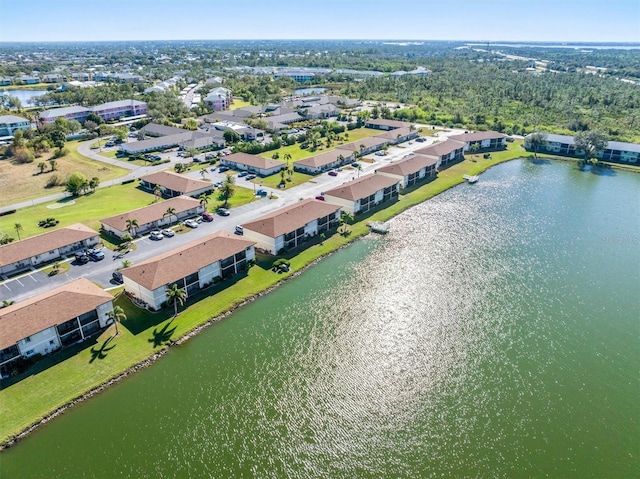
xmin=1 ymin=140 xmax=634 ymax=445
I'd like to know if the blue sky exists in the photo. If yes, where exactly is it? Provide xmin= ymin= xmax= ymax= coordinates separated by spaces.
xmin=1 ymin=0 xmax=639 ymax=43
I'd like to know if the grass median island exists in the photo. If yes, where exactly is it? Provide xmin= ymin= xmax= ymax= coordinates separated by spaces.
xmin=0 ymin=138 xmax=580 ymax=446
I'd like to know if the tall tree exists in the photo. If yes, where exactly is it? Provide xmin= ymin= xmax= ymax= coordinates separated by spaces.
xmin=199 ymin=193 xmax=209 ymax=209
xmin=164 ymin=207 xmax=177 ymax=225
xmin=220 ymin=175 xmax=235 ymax=207
xmin=153 ymin=184 xmax=163 ymax=202
xmin=125 ymin=218 xmax=139 ymax=237
xmin=574 ymin=130 xmax=608 ymax=162
xmin=107 ymin=306 xmax=127 ymax=336
xmin=165 ymin=283 xmax=187 ymax=317
xmin=14 ymin=223 xmax=22 ymax=241
xmin=525 ymin=132 xmax=548 ymax=159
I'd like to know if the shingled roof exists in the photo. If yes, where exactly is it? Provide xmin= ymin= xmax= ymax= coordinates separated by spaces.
xmin=139 ymin=171 xmax=212 ymax=195
xmin=376 ymin=154 xmax=439 ymax=176
xmin=100 ymin=196 xmax=201 ymax=231
xmin=324 ymin=174 xmax=400 ymax=201
xmin=0 ymin=279 xmax=113 ymax=350
xmin=241 ymin=199 xmax=341 ymax=238
xmin=121 ymin=231 xmax=256 ymax=291
xmin=0 ymin=223 xmax=98 ymax=267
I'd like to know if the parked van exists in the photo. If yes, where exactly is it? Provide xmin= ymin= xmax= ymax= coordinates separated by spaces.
xmin=234 ymin=225 xmax=244 ymax=235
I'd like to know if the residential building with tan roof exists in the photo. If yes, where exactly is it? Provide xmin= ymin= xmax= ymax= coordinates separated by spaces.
xmin=221 ymin=152 xmax=285 ymax=176
xmin=448 ymin=130 xmax=508 ymax=152
xmin=139 ymin=171 xmax=213 ymax=199
xmin=376 ymin=154 xmax=439 ymax=188
xmin=323 ymin=174 xmax=400 ymax=215
xmin=121 ymin=231 xmax=256 ymax=310
xmin=293 ymin=148 xmax=355 ymax=174
xmin=0 ymin=278 xmax=114 ymax=378
xmin=101 ymin=196 xmax=204 ymax=239
xmin=364 ymin=118 xmax=413 ymax=130
xmin=241 ymin=199 xmax=342 ymax=255
xmin=0 ymin=223 xmax=99 ymax=277
xmin=415 ymin=139 xmax=465 ymax=167
xmin=375 ymin=126 xmax=419 ymax=144
xmin=342 ymin=137 xmax=390 ymax=157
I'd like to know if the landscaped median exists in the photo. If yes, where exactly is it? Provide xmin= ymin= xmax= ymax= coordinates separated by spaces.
xmin=0 ymin=139 xmax=575 ymax=447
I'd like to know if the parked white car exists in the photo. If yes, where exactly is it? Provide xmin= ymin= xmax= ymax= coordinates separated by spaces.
xmin=184 ymin=219 xmax=199 ymax=228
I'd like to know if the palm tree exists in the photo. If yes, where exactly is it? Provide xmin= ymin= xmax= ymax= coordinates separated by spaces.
xmin=48 ymin=159 xmax=57 ymax=171
xmin=37 ymin=162 xmax=46 ymax=174
xmin=198 ymin=193 xmax=209 ymax=209
xmin=199 ymin=168 xmax=208 ymax=180
xmin=153 ymin=184 xmax=163 ymax=202
xmin=165 ymin=283 xmax=187 ymax=317
xmin=2 ymin=299 xmax=15 ymax=308
xmin=164 ymin=207 xmax=177 ymax=225
xmin=107 ymin=306 xmax=127 ymax=336
xmin=125 ymin=218 xmax=139 ymax=237
xmin=121 ymin=233 xmax=133 ymax=248
xmin=14 ymin=223 xmax=22 ymax=241
xmin=121 ymin=259 xmax=132 ymax=269
xmin=220 ymin=175 xmax=235 ymax=207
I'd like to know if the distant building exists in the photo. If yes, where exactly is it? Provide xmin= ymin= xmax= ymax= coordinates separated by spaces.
xmin=42 ymin=73 xmax=65 ymax=83
xmin=0 ymin=78 xmax=13 ymax=86
xmin=204 ymin=87 xmax=232 ymax=111
xmin=0 ymin=115 xmax=31 ymax=137
xmin=294 ymin=148 xmax=355 ymax=175
xmin=448 ymin=131 xmax=507 ymax=152
xmin=524 ymin=133 xmax=640 ymax=164
xmin=139 ymin=171 xmax=213 ymax=199
xmin=0 ymin=279 xmax=115 ymax=378
xmin=38 ymin=99 xmax=147 ymax=125
xmin=364 ymin=118 xmax=413 ymax=131
xmin=414 ymin=139 xmax=465 ymax=168
xmin=221 ymin=153 xmax=285 ymax=177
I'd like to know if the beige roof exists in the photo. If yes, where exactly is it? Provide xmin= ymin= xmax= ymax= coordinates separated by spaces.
xmin=324 ymin=174 xmax=400 ymax=201
xmin=101 ymin=196 xmax=201 ymax=231
xmin=376 ymin=154 xmax=439 ymax=176
xmin=139 ymin=171 xmax=212 ymax=194
xmin=241 ymin=199 xmax=341 ymax=238
xmin=342 ymin=137 xmax=389 ymax=152
xmin=121 ymin=231 xmax=256 ymax=291
xmin=0 ymin=279 xmax=113 ymax=350
xmin=415 ymin=139 xmax=465 ymax=157
xmin=365 ymin=118 xmax=412 ymax=129
xmin=375 ymin=127 xmax=414 ymax=140
xmin=448 ymin=130 xmax=507 ymax=142
xmin=224 ymin=152 xmax=283 ymax=170
xmin=295 ymin=148 xmax=354 ymax=168
xmin=0 ymin=223 xmax=98 ymax=267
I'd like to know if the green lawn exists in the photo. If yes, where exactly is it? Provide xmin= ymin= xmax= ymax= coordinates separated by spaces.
xmin=0 ymin=138 xmax=605 ymax=446
xmin=210 ymin=184 xmax=258 ymax=210
xmin=0 ymin=183 xmax=156 ymax=240
xmin=256 ymin=171 xmax=316 ymax=190
xmin=229 ymin=99 xmax=251 ymax=110
xmin=258 ymin=128 xmax=384 ymax=163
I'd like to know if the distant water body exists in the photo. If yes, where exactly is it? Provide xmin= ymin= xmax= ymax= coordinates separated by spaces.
xmin=1 ymin=160 xmax=638 ymax=478
xmin=1 ymin=89 xmax=48 ymax=105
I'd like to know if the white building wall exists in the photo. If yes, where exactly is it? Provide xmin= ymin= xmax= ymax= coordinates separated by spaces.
xmin=123 ymin=277 xmax=163 ymax=310
xmin=96 ymin=302 xmax=114 ymax=328
xmin=243 ymin=229 xmax=277 ymax=254
xmin=246 ymin=246 xmax=255 ymax=262
xmin=374 ymin=189 xmax=384 ymax=203
xmin=30 ymin=249 xmax=60 ymax=266
xmin=324 ymin=195 xmax=357 ymax=215
xmin=18 ymin=327 xmax=60 ymax=357
xmin=304 ymin=219 xmax=319 ymax=236
xmin=198 ymin=262 xmax=222 ymax=286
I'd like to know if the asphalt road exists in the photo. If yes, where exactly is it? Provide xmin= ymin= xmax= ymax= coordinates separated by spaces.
xmin=0 ymin=127 xmax=467 ymax=303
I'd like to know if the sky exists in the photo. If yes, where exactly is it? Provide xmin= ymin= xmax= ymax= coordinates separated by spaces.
xmin=1 ymin=0 xmax=639 ymax=43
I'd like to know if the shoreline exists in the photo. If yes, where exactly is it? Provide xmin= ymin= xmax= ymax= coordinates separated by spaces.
xmin=1 ymin=148 xmax=638 ymax=448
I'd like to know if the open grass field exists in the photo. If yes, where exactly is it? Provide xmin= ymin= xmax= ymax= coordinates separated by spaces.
xmin=209 ymin=184 xmax=258 ymax=210
xmin=0 ymin=141 xmax=130 ymax=208
xmin=258 ymin=127 xmax=383 ymax=163
xmin=229 ymin=99 xmax=251 ymax=110
xmin=255 ymin=171 xmax=316 ymax=190
xmin=0 ymin=183 xmax=156 ymax=240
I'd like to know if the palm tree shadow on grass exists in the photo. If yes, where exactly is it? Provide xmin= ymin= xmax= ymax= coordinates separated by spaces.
xmin=89 ymin=336 xmax=117 ymax=364
xmin=149 ymin=319 xmax=177 ymax=348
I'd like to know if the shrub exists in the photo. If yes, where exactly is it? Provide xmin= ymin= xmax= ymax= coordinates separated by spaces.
xmin=45 ymin=174 xmax=63 ymax=188
xmin=53 ymin=147 xmax=69 ymax=158
xmin=14 ymin=148 xmax=35 ymax=164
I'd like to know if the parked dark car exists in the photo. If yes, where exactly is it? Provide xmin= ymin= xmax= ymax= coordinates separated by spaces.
xmin=75 ymin=252 xmax=89 ymax=264
xmin=315 ymin=195 xmax=325 ymax=201
xmin=328 ymin=170 xmax=338 ymax=176
xmin=217 ymin=208 xmax=230 ymax=216
xmin=201 ymin=212 xmax=214 ymax=222
xmin=112 ymin=271 xmax=124 ymax=284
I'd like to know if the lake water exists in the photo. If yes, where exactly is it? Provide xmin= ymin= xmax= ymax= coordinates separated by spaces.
xmin=1 ymin=89 xmax=49 ymax=106
xmin=1 ymin=160 xmax=638 ymax=478
xmin=294 ymin=87 xmax=326 ymax=95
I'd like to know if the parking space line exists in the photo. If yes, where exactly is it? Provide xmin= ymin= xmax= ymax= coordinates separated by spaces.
xmin=1 ymin=282 xmax=11 ymax=292
xmin=15 ymin=279 xmax=24 ymax=286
